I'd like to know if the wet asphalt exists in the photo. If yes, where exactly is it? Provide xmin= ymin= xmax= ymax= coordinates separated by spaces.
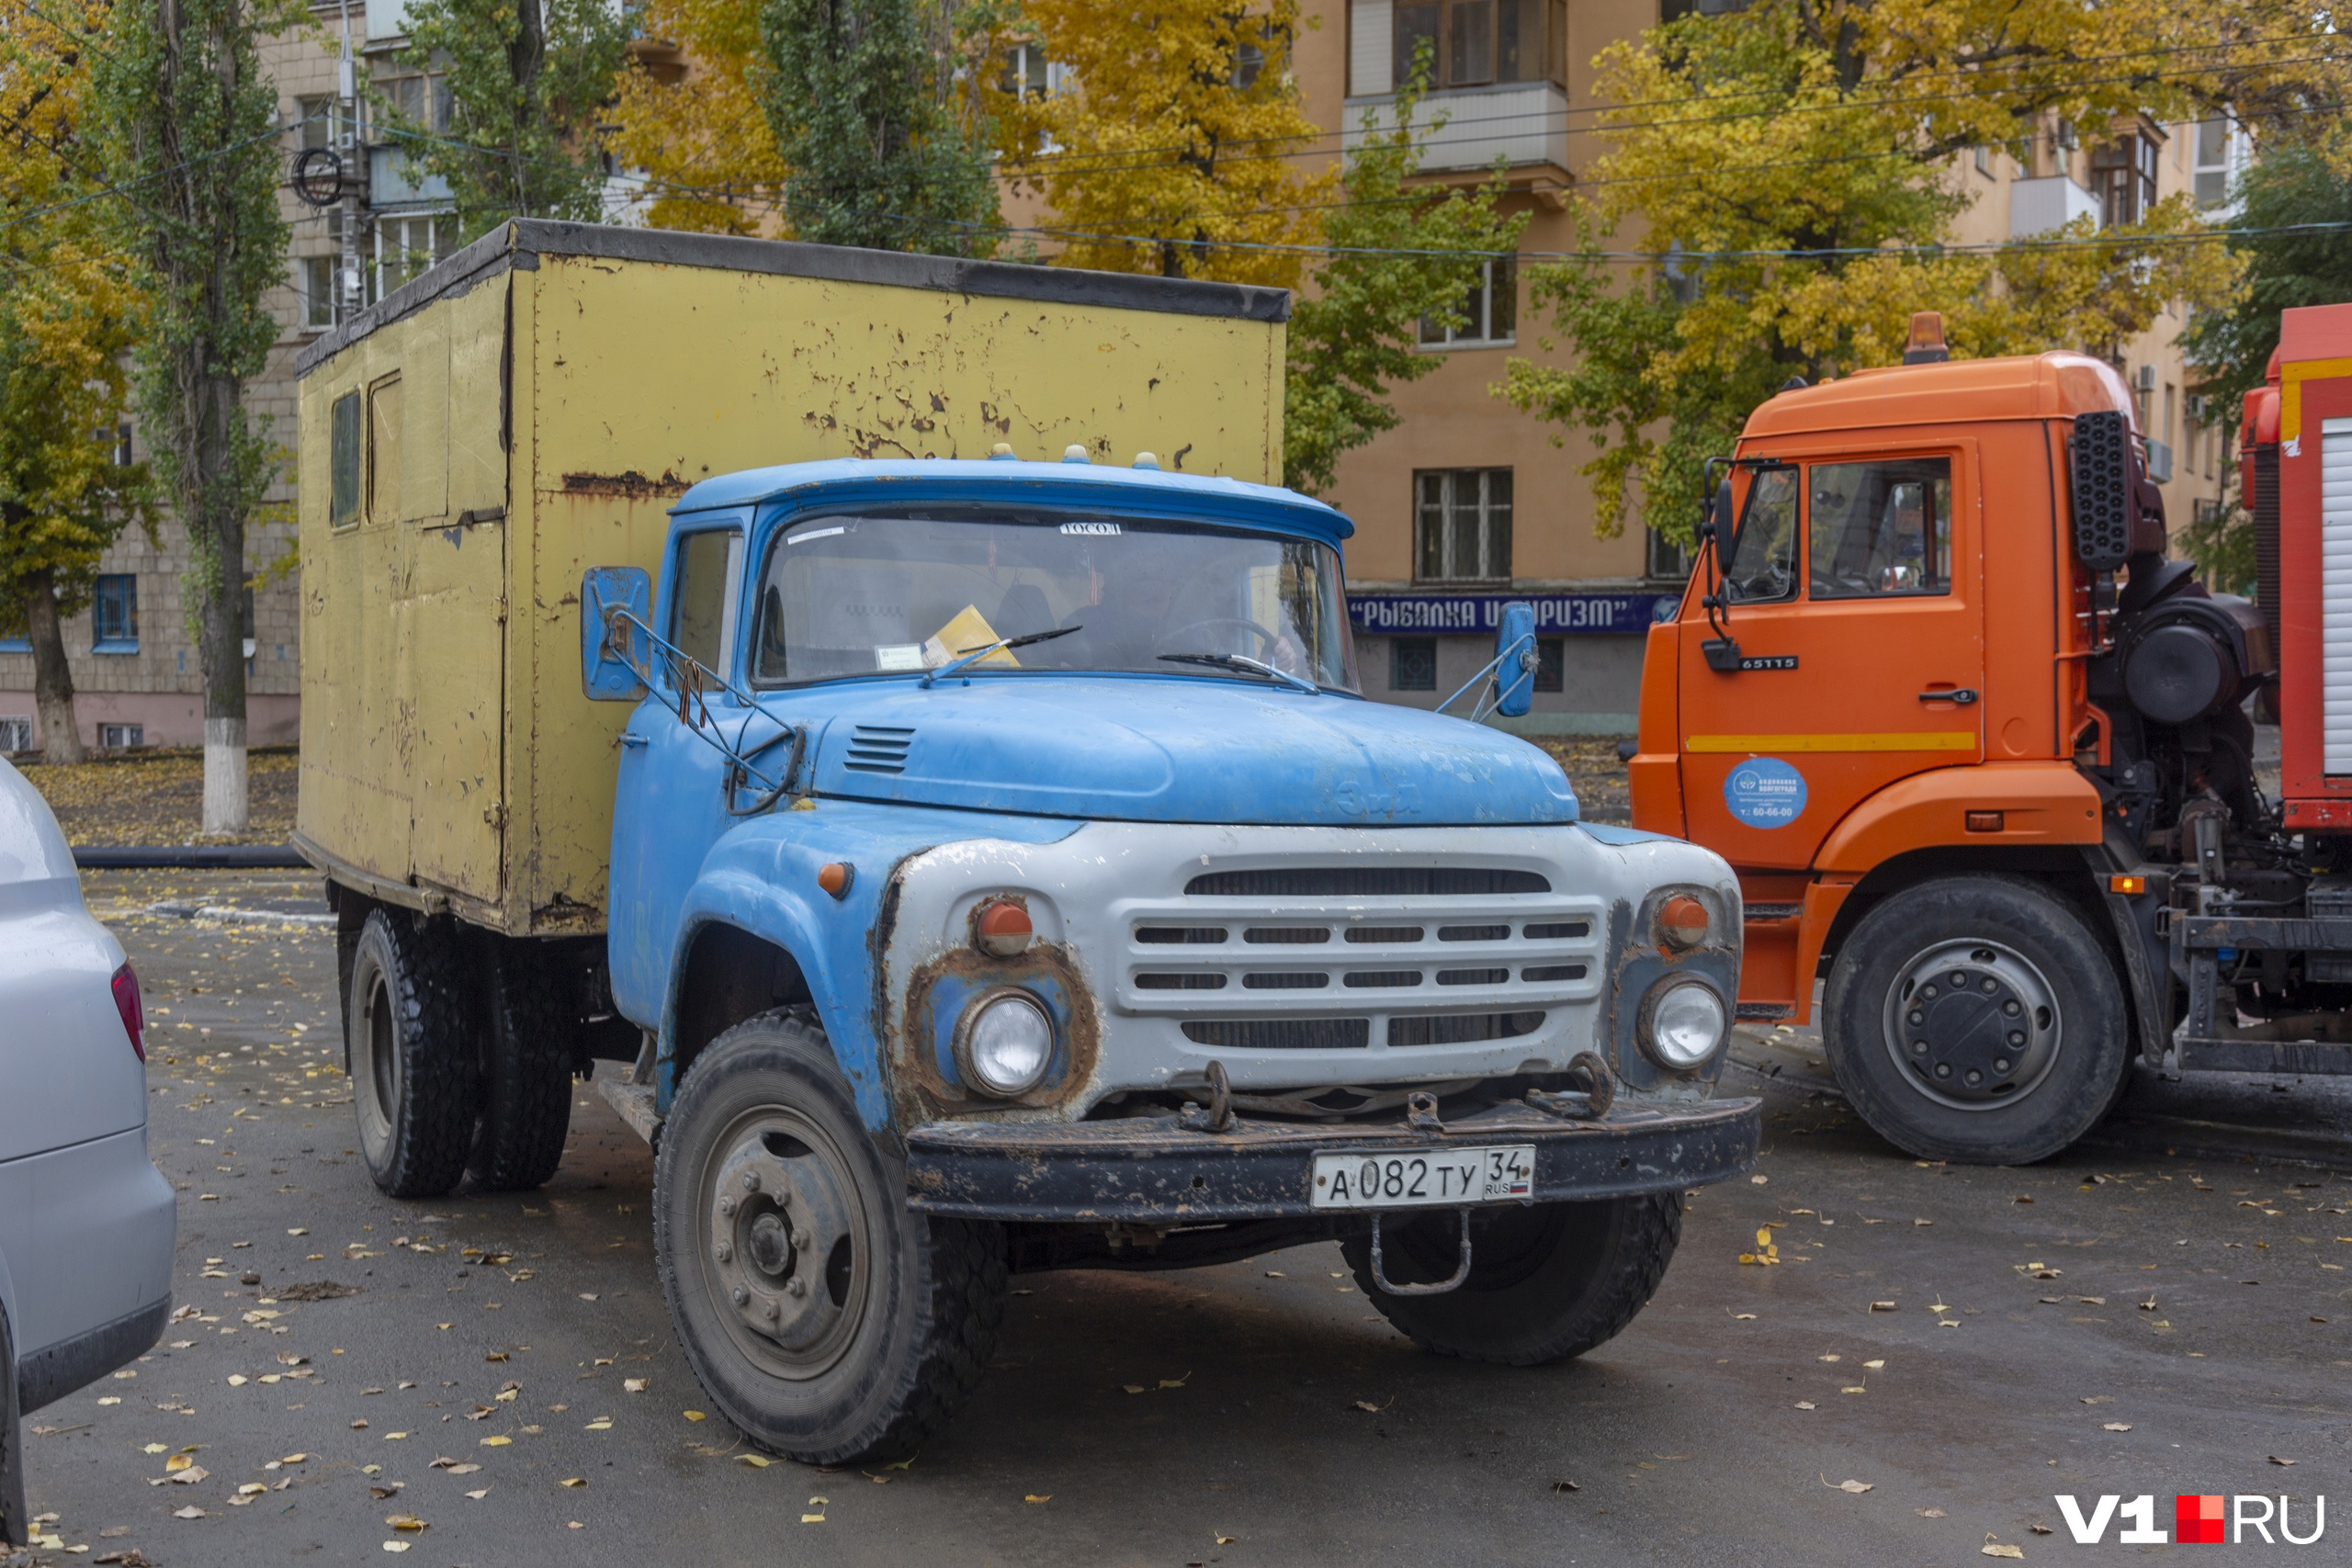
xmin=8 ymin=869 xmax=2350 ymax=1567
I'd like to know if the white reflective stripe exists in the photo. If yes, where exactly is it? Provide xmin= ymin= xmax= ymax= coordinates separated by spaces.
xmin=717 ymin=532 xmax=743 ymax=674
xmin=2324 ymin=418 xmax=2352 ymax=773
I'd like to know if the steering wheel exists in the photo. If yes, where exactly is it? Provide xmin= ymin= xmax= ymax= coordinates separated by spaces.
xmin=1162 ymin=616 xmax=1281 ymax=658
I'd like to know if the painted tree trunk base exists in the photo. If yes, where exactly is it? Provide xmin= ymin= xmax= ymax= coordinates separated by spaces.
xmin=203 ymin=715 xmax=248 ymax=835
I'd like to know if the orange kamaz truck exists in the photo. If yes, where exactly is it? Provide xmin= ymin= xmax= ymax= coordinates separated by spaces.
xmin=1630 ymin=307 xmax=2351 ymax=1164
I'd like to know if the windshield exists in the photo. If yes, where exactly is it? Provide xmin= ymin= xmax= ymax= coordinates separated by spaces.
xmin=749 ymin=509 xmax=1358 ymax=691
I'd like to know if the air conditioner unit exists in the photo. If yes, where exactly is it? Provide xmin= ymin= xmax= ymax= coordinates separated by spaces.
xmin=2186 ymin=393 xmax=2208 ymax=419
xmin=2134 ymin=365 xmax=2156 ymax=392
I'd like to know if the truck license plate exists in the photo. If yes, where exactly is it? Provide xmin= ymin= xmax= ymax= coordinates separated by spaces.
xmin=1309 ymin=1146 xmax=1536 ymax=1210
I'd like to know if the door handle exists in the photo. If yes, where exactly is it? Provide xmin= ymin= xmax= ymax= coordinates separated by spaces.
xmin=619 ymin=732 xmax=649 ymax=749
xmin=1917 ymin=688 xmax=1978 ymax=705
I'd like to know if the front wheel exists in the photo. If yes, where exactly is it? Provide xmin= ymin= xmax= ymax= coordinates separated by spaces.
xmin=1342 ymin=1194 xmax=1684 ymax=1366
xmin=1821 ymin=875 xmax=2129 ymax=1165
xmin=652 ymin=1012 xmax=1007 ymax=1463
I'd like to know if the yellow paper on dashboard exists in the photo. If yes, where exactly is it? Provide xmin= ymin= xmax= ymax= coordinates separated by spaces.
xmin=921 ymin=604 xmax=1019 ymax=669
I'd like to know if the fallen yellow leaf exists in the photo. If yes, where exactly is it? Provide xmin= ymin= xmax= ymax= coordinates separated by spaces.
xmin=560 ymin=1478 xmax=585 ymax=1488
xmin=739 ymin=1454 xmax=773 ymax=1469
xmin=480 ymin=1436 xmax=511 ymax=1447
xmin=1983 ymin=1546 xmax=2023 ymax=1560
xmin=1025 ymin=1495 xmax=1051 ymax=1505
xmin=683 ymin=1411 xmax=707 ymax=1422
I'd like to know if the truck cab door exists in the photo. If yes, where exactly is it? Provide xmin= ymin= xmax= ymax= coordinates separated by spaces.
xmin=607 ymin=516 xmax=748 ymax=1027
xmin=1678 ymin=449 xmax=1984 ymax=872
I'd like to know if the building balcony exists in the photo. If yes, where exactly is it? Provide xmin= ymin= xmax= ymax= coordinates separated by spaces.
xmin=2008 ymin=175 xmax=2099 ymax=239
xmin=1340 ymin=82 xmax=1570 ymax=181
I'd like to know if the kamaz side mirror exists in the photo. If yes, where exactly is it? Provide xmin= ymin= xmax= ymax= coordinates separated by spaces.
xmin=581 ymin=566 xmax=650 ymax=701
xmin=1709 ymin=479 xmax=1737 ymax=564
xmin=2070 ymin=409 xmax=2133 ymax=571
xmin=1494 ymin=601 xmax=1536 ymax=718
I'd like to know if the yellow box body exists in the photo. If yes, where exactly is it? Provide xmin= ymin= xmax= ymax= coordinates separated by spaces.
xmin=294 ymin=222 xmax=1287 ymax=936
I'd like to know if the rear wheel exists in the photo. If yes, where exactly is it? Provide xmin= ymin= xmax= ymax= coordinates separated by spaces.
xmin=349 ymin=910 xmax=476 ymax=1199
xmin=653 ymin=1011 xmax=1006 ymax=1463
xmin=467 ymin=943 xmax=576 ymax=1191
xmin=1343 ymin=1194 xmax=1683 ymax=1366
xmin=1822 ymin=875 xmax=2129 ymax=1165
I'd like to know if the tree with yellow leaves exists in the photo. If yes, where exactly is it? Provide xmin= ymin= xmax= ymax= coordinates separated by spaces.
xmin=997 ymin=0 xmax=1331 ymax=287
xmin=0 ymin=0 xmax=150 ymax=764
xmin=1500 ymin=0 xmax=2346 ymax=543
xmin=607 ymin=0 xmax=789 ymax=235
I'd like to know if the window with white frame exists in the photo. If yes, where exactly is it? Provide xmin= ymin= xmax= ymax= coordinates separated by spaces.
xmin=372 ymin=214 xmax=451 ymax=303
xmin=2193 ymin=118 xmax=2236 ymax=209
xmin=999 ymin=42 xmax=1067 ymax=98
xmin=1382 ymin=0 xmax=1565 ymax=93
xmin=300 ymin=254 xmax=335 ymax=330
xmin=1419 ymin=257 xmax=1516 ymax=347
xmin=1415 ymin=468 xmax=1512 ymax=581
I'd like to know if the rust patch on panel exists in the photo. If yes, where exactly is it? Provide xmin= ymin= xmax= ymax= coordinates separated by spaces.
xmin=896 ymin=940 xmax=1102 ymax=1125
xmin=559 ymin=468 xmax=692 ymax=499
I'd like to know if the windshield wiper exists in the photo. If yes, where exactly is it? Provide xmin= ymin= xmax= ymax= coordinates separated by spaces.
xmin=1156 ymin=650 xmax=1319 ymax=695
xmin=918 ymin=624 xmax=1080 ymax=686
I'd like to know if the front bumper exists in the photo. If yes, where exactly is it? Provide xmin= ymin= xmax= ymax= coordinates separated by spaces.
xmin=903 ymin=1096 xmax=1760 ymax=1223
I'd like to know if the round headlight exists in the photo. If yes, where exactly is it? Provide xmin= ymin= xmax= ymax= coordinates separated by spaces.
xmin=1642 ymin=980 xmax=1726 ymax=1070
xmin=956 ymin=990 xmax=1053 ymax=1097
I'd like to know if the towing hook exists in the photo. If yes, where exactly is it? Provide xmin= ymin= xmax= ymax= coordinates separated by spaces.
xmin=1181 ymin=1059 xmax=1236 ymax=1134
xmin=1406 ymin=1090 xmax=1443 ymax=1132
xmin=1524 ymin=1051 xmax=1617 ymax=1122
xmin=1369 ymin=1208 xmax=1473 ymax=1296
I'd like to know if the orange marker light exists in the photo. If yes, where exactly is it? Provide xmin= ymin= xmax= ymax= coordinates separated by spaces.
xmin=1964 ymin=810 xmax=2004 ymax=832
xmin=976 ymin=899 xmax=1034 ymax=957
xmin=1657 ymin=895 xmax=1710 ymax=950
xmin=2108 ymin=874 xmax=2147 ymax=896
xmin=817 ymin=863 xmax=854 ymax=899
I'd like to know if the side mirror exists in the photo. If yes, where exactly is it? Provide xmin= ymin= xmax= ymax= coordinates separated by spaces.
xmin=1709 ymin=478 xmax=1737 ymax=564
xmin=2070 ymin=409 xmax=2132 ymax=570
xmin=1493 ymin=601 xmax=1536 ymax=718
xmin=582 ymin=566 xmax=650 ymax=701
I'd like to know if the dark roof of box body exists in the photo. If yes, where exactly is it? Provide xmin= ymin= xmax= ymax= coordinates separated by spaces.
xmin=296 ymin=220 xmax=1291 ymax=378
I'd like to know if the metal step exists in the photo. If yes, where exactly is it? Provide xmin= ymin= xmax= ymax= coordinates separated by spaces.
xmin=595 ymin=1077 xmax=663 ymax=1145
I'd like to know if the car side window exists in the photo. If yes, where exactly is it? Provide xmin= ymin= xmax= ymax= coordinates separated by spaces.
xmin=1808 ymin=457 xmax=1952 ymax=599
xmin=669 ymin=529 xmax=741 ymax=677
xmin=1723 ymin=467 xmax=1799 ymax=603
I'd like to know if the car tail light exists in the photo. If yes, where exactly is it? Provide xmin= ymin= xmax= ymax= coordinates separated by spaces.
xmin=112 ymin=962 xmax=146 ymax=1061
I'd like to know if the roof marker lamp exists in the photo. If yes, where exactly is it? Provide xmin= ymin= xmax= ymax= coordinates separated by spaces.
xmin=955 ymin=990 xmax=1053 ymax=1097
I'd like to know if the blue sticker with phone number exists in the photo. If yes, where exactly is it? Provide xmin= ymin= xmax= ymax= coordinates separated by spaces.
xmin=1724 ymin=757 xmax=1806 ymax=828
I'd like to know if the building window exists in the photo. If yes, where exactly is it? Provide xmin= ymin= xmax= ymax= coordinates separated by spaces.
xmin=381 ymin=72 xmax=451 ymax=134
xmin=331 ymin=389 xmax=363 ymax=526
xmin=300 ymin=254 xmax=335 ymax=330
xmin=1533 ymin=636 xmax=1563 ymax=693
xmin=1415 ymin=468 xmax=1512 ymax=581
xmin=2090 ymin=134 xmax=2159 ymax=227
xmin=293 ymin=94 xmax=338 ymax=150
xmin=1419 ymin=257 xmax=1516 ymax=347
xmin=98 ymin=722 xmax=143 ymax=750
xmin=1973 ymin=145 xmax=1992 ymax=176
xmin=1391 ymin=636 xmax=1438 ymax=692
xmin=0 ymin=716 xmax=30 ymax=751
xmin=2193 ymin=118 xmax=2234 ymax=209
xmin=1646 ymin=526 xmax=1692 ymax=582
xmin=93 ymin=573 xmax=138 ymax=653
xmin=372 ymin=214 xmax=451 ymax=304
xmin=1000 ymin=41 xmax=1053 ymax=96
xmin=113 ymin=423 xmax=133 ymax=466
xmin=1390 ymin=0 xmax=1564 ymax=91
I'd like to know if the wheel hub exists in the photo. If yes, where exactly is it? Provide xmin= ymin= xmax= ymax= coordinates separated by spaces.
xmin=707 ymin=1122 xmax=862 ymax=1363
xmin=1881 ymin=941 xmax=2061 ymax=1111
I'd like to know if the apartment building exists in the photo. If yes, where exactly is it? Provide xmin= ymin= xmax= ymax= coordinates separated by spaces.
xmin=0 ymin=2 xmax=447 ymax=753
xmin=1289 ymin=0 xmax=2242 ymax=735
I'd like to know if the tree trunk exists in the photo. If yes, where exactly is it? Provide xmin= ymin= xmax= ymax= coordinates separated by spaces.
xmin=193 ymin=367 xmax=248 ymax=837
xmin=22 ymin=565 xmax=85 ymax=766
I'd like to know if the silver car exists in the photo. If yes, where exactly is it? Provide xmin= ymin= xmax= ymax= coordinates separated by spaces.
xmin=0 ymin=758 xmax=175 ymax=1544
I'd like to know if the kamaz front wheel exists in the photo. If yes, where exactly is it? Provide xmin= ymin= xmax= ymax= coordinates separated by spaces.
xmin=1822 ymin=875 xmax=2130 ymax=1164
xmin=652 ymin=1010 xmax=1006 ymax=1463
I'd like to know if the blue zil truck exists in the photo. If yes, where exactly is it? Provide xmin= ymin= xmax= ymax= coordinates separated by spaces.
xmin=296 ymin=226 xmax=1758 ymax=1464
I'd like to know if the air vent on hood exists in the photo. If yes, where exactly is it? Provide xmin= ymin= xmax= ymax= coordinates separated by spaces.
xmin=844 ymin=725 xmax=915 ymax=774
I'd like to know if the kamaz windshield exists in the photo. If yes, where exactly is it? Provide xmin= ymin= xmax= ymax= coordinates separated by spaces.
xmin=750 ymin=509 xmax=1359 ymax=692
